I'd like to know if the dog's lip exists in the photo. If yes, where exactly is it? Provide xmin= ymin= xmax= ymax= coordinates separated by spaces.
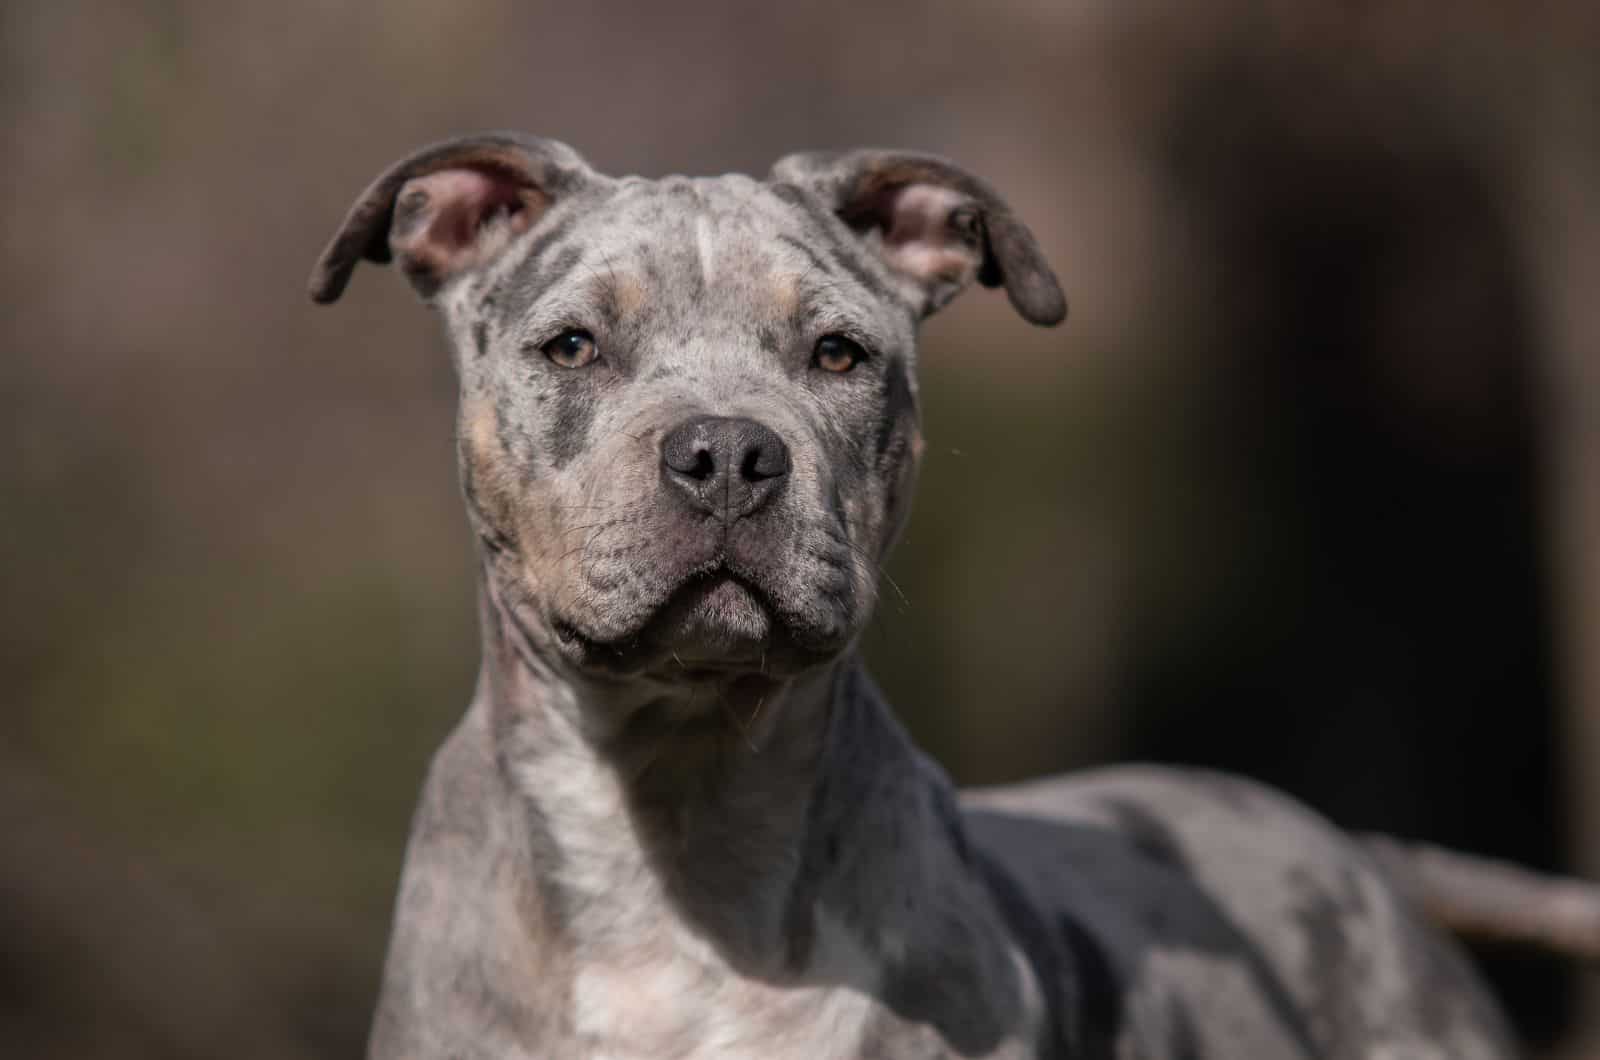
xmin=548 ymin=552 xmax=848 ymax=677
xmin=648 ymin=567 xmax=774 ymax=647
xmin=669 ymin=565 xmax=771 ymax=610
xmin=551 ymin=563 xmax=773 ymax=651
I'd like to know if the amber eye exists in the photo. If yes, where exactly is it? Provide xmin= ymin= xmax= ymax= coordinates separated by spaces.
xmin=542 ymin=329 xmax=598 ymax=368
xmin=813 ymin=334 xmax=867 ymax=374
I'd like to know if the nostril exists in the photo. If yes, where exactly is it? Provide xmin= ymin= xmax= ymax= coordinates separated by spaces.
xmin=662 ymin=417 xmax=722 ymax=480
xmin=741 ymin=444 xmax=788 ymax=482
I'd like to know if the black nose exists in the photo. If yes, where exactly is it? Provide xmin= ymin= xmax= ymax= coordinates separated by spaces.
xmin=661 ymin=415 xmax=791 ymax=521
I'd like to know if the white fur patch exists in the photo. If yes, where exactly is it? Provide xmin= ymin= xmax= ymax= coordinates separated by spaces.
xmin=696 ymin=213 xmax=717 ymax=287
xmin=505 ymin=696 xmax=885 ymax=1060
xmin=570 ymin=910 xmax=881 ymax=1060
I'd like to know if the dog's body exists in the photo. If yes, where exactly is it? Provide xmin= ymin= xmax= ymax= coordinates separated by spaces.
xmin=312 ymin=134 xmax=1516 ymax=1058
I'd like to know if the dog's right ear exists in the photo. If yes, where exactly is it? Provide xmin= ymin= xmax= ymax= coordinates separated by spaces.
xmin=308 ymin=132 xmax=596 ymax=304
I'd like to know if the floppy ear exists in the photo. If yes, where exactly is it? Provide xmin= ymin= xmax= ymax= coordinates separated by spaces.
xmin=309 ymin=132 xmax=596 ymax=304
xmin=768 ymin=149 xmax=1065 ymax=326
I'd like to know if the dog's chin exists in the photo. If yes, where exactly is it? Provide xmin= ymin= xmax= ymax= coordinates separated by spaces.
xmin=552 ymin=571 xmax=849 ymax=679
xmin=650 ymin=573 xmax=773 ymax=664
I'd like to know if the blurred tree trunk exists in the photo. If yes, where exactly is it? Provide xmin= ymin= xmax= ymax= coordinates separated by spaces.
xmin=1523 ymin=78 xmax=1600 ymax=1056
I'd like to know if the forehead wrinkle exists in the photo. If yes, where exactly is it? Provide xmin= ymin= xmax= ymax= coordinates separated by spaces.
xmin=502 ymin=216 xmax=653 ymax=325
xmin=510 ymin=279 xmax=609 ymax=346
xmin=575 ymin=260 xmax=658 ymax=339
xmin=502 ymin=176 xmax=910 ymax=354
xmin=484 ymin=181 xmax=626 ymax=318
xmin=793 ymin=285 xmax=880 ymax=342
xmin=775 ymin=234 xmax=836 ymax=280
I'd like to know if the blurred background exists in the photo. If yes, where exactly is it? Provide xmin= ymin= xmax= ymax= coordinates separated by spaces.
xmin=4 ymin=1 xmax=1599 ymax=1055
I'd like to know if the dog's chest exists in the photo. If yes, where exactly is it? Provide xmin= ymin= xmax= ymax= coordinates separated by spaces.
xmin=567 ymin=931 xmax=877 ymax=1060
xmin=562 ymin=924 xmax=1043 ymax=1060
xmin=510 ymin=738 xmax=881 ymax=1058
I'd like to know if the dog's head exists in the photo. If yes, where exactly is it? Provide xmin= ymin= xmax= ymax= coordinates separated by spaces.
xmin=311 ymin=133 xmax=1062 ymax=682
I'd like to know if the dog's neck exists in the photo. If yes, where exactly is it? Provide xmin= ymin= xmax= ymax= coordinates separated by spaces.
xmin=475 ymin=571 xmax=1038 ymax=1050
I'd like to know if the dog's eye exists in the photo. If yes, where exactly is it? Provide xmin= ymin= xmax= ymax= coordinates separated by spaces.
xmin=813 ymin=334 xmax=867 ymax=374
xmin=542 ymin=329 xmax=598 ymax=369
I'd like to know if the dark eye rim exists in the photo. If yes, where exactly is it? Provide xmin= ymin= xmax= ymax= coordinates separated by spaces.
xmin=812 ymin=333 xmax=870 ymax=373
xmin=539 ymin=327 xmax=599 ymax=368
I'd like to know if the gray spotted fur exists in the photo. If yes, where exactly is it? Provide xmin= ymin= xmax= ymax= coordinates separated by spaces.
xmin=310 ymin=133 xmax=1517 ymax=1059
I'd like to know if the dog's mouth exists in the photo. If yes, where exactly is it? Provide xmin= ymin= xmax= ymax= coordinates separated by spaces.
xmin=551 ymin=565 xmax=793 ymax=677
xmin=540 ymin=509 xmax=861 ymax=680
xmin=649 ymin=569 xmax=774 ymax=663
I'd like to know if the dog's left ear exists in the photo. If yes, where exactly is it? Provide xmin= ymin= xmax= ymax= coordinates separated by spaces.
xmin=769 ymin=149 xmax=1065 ymax=326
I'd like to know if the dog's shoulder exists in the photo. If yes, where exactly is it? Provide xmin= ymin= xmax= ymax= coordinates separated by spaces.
xmin=368 ymin=700 xmax=567 ymax=1058
xmin=959 ymin=766 xmax=1516 ymax=1059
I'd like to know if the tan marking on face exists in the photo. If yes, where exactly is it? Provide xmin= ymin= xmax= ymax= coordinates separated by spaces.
xmin=462 ymin=395 xmax=517 ymax=525
xmin=612 ymin=272 xmax=648 ymax=318
xmin=769 ymin=271 xmax=802 ymax=318
xmin=464 ymin=396 xmax=501 ymax=462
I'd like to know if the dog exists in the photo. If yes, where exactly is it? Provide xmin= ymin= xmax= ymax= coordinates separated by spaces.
xmin=310 ymin=132 xmax=1525 ymax=1059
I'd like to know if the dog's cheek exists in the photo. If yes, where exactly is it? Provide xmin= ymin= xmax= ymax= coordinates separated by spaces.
xmin=866 ymin=354 xmax=921 ymax=554
xmin=461 ymin=397 xmax=571 ymax=570
xmin=874 ymin=416 xmax=923 ymax=560
xmin=459 ymin=397 xmax=525 ymax=552
xmin=564 ymin=427 xmax=672 ymax=574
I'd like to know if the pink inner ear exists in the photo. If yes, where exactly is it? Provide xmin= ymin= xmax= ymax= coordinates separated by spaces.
xmin=391 ymin=167 xmax=542 ymax=288
xmin=879 ymin=184 xmax=981 ymax=284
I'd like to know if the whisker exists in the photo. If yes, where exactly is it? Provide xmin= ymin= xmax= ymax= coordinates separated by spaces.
xmin=878 ymin=567 xmax=911 ymax=611
xmin=834 ymin=534 xmax=911 ymax=614
xmin=546 ymin=502 xmax=614 ymax=514
xmin=717 ymin=692 xmax=761 ymax=754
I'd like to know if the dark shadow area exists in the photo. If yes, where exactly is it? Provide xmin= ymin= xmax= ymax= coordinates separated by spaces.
xmin=1117 ymin=53 xmax=1569 ymax=1045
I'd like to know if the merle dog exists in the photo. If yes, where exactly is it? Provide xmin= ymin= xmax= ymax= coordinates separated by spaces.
xmin=311 ymin=133 xmax=1522 ymax=1058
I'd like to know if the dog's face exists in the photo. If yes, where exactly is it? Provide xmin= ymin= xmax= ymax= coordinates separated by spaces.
xmin=312 ymin=134 xmax=1063 ymax=681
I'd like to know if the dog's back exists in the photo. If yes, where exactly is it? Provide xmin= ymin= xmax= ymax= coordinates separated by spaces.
xmin=965 ymin=766 xmax=1517 ymax=1059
